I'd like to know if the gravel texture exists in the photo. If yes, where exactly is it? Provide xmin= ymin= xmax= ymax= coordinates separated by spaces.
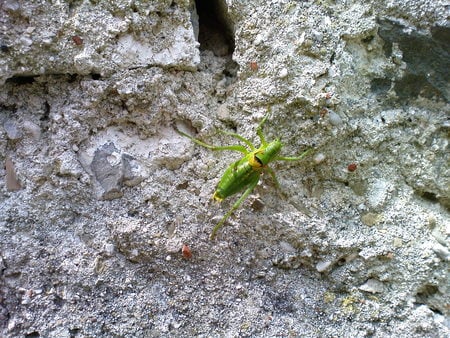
xmin=0 ymin=0 xmax=449 ymax=337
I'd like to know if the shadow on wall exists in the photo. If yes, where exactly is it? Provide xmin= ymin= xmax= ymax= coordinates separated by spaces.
xmin=376 ymin=19 xmax=450 ymax=103
xmin=194 ymin=0 xmax=235 ymax=57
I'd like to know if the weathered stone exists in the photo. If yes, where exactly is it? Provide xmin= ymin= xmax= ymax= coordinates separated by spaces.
xmin=4 ymin=158 xmax=21 ymax=191
xmin=0 ymin=0 xmax=449 ymax=337
xmin=3 ymin=120 xmax=22 ymax=140
xmin=90 ymin=142 xmax=123 ymax=200
xmin=122 ymin=154 xmax=145 ymax=187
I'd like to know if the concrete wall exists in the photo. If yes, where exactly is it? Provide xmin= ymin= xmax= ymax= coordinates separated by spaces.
xmin=1 ymin=0 xmax=448 ymax=336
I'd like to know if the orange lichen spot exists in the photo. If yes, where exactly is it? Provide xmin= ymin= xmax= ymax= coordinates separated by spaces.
xmin=71 ymin=36 xmax=83 ymax=46
xmin=319 ymin=108 xmax=328 ymax=118
xmin=181 ymin=244 xmax=192 ymax=259
xmin=347 ymin=163 xmax=357 ymax=172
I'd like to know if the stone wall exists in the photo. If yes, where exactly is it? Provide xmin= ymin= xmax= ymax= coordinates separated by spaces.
xmin=1 ymin=0 xmax=448 ymax=336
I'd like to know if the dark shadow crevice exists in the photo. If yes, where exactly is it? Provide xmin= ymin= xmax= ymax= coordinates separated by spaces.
xmin=5 ymin=75 xmax=37 ymax=85
xmin=194 ymin=0 xmax=235 ymax=57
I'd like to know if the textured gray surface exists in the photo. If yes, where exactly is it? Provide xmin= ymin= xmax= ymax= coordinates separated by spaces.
xmin=0 ymin=0 xmax=449 ymax=337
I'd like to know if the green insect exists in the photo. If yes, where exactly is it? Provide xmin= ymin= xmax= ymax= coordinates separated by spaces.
xmin=177 ymin=113 xmax=312 ymax=239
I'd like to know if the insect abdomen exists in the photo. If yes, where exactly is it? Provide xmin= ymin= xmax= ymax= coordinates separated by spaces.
xmin=214 ymin=156 xmax=261 ymax=201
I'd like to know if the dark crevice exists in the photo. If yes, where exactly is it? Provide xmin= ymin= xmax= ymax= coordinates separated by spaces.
xmin=221 ymin=119 xmax=237 ymax=131
xmin=69 ymin=328 xmax=81 ymax=337
xmin=415 ymin=190 xmax=450 ymax=212
xmin=329 ymin=51 xmax=336 ymax=64
xmin=68 ymin=74 xmax=78 ymax=83
xmin=25 ymin=332 xmax=40 ymax=338
xmin=194 ymin=0 xmax=235 ymax=57
xmin=414 ymin=284 xmax=444 ymax=315
xmin=40 ymin=101 xmax=50 ymax=122
xmin=370 ymin=77 xmax=392 ymax=96
xmin=418 ymin=191 xmax=439 ymax=203
xmin=5 ymin=75 xmax=37 ymax=85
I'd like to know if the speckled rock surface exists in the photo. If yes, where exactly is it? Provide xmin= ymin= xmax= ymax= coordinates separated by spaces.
xmin=0 ymin=0 xmax=448 ymax=337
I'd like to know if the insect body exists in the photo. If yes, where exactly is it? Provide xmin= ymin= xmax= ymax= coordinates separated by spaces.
xmin=177 ymin=114 xmax=312 ymax=239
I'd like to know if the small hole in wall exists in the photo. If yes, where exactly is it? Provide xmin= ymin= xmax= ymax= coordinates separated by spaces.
xmin=194 ymin=0 xmax=235 ymax=57
xmin=5 ymin=75 xmax=36 ymax=85
xmin=418 ymin=191 xmax=439 ymax=203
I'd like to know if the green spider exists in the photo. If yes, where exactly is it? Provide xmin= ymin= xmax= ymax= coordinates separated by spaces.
xmin=177 ymin=113 xmax=312 ymax=239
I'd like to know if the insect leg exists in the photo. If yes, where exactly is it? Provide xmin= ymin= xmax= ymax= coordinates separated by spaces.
xmin=265 ymin=166 xmax=280 ymax=189
xmin=218 ymin=130 xmax=255 ymax=151
xmin=256 ymin=113 xmax=269 ymax=146
xmin=276 ymin=148 xmax=313 ymax=161
xmin=210 ymin=175 xmax=260 ymax=240
xmin=265 ymin=166 xmax=289 ymax=200
xmin=176 ymin=128 xmax=248 ymax=154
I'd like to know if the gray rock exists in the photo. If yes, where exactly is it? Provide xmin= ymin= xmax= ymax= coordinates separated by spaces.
xmin=122 ymin=154 xmax=145 ymax=187
xmin=4 ymin=158 xmax=21 ymax=191
xmin=90 ymin=142 xmax=123 ymax=200
xmin=359 ymin=278 xmax=385 ymax=294
xmin=0 ymin=0 xmax=449 ymax=337
xmin=3 ymin=120 xmax=22 ymax=140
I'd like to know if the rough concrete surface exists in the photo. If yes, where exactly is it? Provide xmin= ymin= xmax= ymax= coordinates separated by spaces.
xmin=0 ymin=0 xmax=449 ymax=337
